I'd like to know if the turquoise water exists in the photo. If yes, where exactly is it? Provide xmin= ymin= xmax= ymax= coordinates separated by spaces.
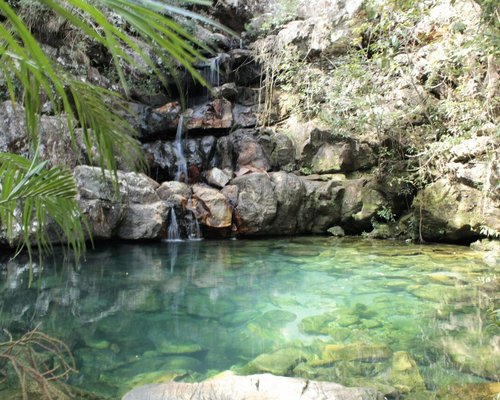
xmin=0 ymin=237 xmax=498 ymax=399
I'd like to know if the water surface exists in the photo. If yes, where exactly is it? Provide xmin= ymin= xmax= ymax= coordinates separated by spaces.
xmin=0 ymin=237 xmax=498 ymax=398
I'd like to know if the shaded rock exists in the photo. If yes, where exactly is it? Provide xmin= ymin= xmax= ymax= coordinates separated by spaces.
xmin=199 ymin=136 xmax=218 ymax=169
xmin=221 ymin=185 xmax=239 ymax=207
xmin=232 ymin=129 xmax=270 ymax=173
xmin=117 ymin=202 xmax=166 ymax=240
xmin=270 ymin=133 xmax=296 ymax=172
xmin=128 ymin=102 xmax=179 ymax=141
xmin=413 ymin=178 xmax=500 ymax=243
xmin=232 ymin=103 xmax=258 ymax=128
xmin=123 ymin=372 xmax=382 ymax=400
xmin=206 ymin=167 xmax=232 ymax=188
xmin=213 ymin=82 xmax=239 ymax=101
xmin=216 ymin=135 xmax=234 ymax=170
xmin=246 ymin=348 xmax=307 ymax=376
xmin=143 ymin=140 xmax=177 ymax=182
xmin=191 ymin=184 xmax=233 ymax=228
xmin=78 ymin=200 xmax=124 ymax=239
xmin=297 ymin=179 xmax=344 ymax=233
xmin=267 ymin=172 xmax=306 ymax=234
xmin=390 ymin=351 xmax=425 ymax=394
xmin=227 ymin=49 xmax=261 ymax=86
xmin=231 ymin=173 xmax=277 ymax=234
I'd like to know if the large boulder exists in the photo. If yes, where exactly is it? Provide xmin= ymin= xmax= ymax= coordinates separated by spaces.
xmin=232 ymin=129 xmax=271 ymax=173
xmin=413 ymin=178 xmax=500 ymax=242
xmin=267 ymin=172 xmax=306 ymax=234
xmin=231 ymin=173 xmax=277 ymax=234
xmin=191 ymin=184 xmax=233 ymax=229
xmin=123 ymin=372 xmax=382 ymax=400
xmin=74 ymin=166 xmax=165 ymax=240
xmin=116 ymin=202 xmax=167 ymax=240
xmin=297 ymin=178 xmax=344 ymax=233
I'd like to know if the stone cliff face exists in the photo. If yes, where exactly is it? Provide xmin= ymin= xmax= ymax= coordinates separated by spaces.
xmin=1 ymin=0 xmax=498 ymax=245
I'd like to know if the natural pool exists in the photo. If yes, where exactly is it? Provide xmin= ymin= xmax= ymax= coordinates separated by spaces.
xmin=0 ymin=237 xmax=498 ymax=399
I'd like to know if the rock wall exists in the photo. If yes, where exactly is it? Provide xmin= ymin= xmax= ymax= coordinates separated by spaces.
xmin=1 ymin=0 xmax=498 ymax=245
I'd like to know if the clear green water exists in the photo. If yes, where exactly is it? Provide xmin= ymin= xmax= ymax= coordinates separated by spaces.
xmin=0 ymin=237 xmax=498 ymax=399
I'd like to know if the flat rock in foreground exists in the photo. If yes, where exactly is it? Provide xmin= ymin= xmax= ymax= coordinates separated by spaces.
xmin=122 ymin=372 xmax=382 ymax=400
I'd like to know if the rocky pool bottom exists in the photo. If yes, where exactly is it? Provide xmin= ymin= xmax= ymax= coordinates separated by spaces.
xmin=0 ymin=237 xmax=498 ymax=399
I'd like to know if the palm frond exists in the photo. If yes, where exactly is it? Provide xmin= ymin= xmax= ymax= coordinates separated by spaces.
xmin=0 ymin=153 xmax=87 ymax=270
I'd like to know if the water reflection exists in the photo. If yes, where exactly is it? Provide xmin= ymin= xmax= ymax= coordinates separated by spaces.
xmin=0 ymin=238 xmax=498 ymax=398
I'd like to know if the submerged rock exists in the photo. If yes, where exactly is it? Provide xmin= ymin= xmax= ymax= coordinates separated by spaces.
xmin=123 ymin=372 xmax=382 ymax=400
xmin=390 ymin=351 xmax=425 ymax=394
xmin=245 ymin=347 xmax=307 ymax=375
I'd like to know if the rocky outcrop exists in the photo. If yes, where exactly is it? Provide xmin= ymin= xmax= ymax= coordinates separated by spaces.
xmin=413 ymin=178 xmax=500 ymax=243
xmin=74 ymin=166 xmax=165 ymax=240
xmin=123 ymin=372 xmax=382 ymax=400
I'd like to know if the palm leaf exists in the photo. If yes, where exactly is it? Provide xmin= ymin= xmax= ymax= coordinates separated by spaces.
xmin=0 ymin=0 xmax=232 ymax=263
xmin=0 ymin=153 xmax=87 ymax=277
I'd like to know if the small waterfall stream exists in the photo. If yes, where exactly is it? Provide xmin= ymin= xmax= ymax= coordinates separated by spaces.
xmin=166 ymin=116 xmax=202 ymax=242
xmin=174 ymin=115 xmax=188 ymax=183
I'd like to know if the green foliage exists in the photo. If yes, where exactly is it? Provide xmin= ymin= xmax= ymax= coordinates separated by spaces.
xmin=377 ymin=206 xmax=396 ymax=223
xmin=0 ymin=0 xmax=228 ymax=261
xmin=0 ymin=154 xmax=87 ymax=277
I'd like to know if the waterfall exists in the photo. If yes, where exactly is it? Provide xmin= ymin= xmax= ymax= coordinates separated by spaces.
xmin=167 ymin=207 xmax=181 ymax=241
xmin=185 ymin=212 xmax=202 ymax=241
xmin=209 ymin=55 xmax=221 ymax=87
xmin=174 ymin=115 xmax=188 ymax=183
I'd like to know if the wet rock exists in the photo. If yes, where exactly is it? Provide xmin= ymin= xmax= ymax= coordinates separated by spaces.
xmin=128 ymin=102 xmax=179 ymax=141
xmin=156 ymin=181 xmax=191 ymax=207
xmin=117 ymin=202 xmax=166 ymax=240
xmin=246 ymin=348 xmax=307 ymax=375
xmin=470 ymin=239 xmax=500 ymax=267
xmin=185 ymin=99 xmax=233 ymax=130
xmin=143 ymin=140 xmax=177 ymax=182
xmin=321 ymin=343 xmax=392 ymax=364
xmin=299 ymin=312 xmax=337 ymax=335
xmin=437 ymin=382 xmax=500 ymax=400
xmin=213 ymin=82 xmax=239 ymax=101
xmin=199 ymin=136 xmax=218 ymax=168
xmin=206 ymin=167 xmax=232 ymax=188
xmin=191 ymin=184 xmax=233 ymax=228
xmin=123 ymin=371 xmax=382 ymax=400
xmin=231 ymin=172 xmax=277 ymax=234
xmin=390 ymin=351 xmax=425 ymax=394
xmin=413 ymin=178 xmax=500 ymax=243
xmin=327 ymin=226 xmax=345 ymax=237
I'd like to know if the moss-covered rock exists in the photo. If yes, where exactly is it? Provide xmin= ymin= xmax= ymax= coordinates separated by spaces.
xmin=390 ymin=351 xmax=425 ymax=393
xmin=245 ymin=347 xmax=308 ymax=375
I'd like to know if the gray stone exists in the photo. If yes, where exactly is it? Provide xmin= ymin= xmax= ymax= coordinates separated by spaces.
xmin=413 ymin=178 xmax=500 ymax=242
xmin=123 ymin=372 xmax=382 ymax=400
xmin=231 ymin=173 xmax=277 ymax=234
xmin=117 ymin=202 xmax=166 ymax=240
xmin=191 ymin=184 xmax=233 ymax=228
xmin=267 ymin=172 xmax=306 ymax=234
xmin=327 ymin=226 xmax=345 ymax=237
xmin=221 ymin=185 xmax=239 ymax=207
xmin=206 ymin=168 xmax=232 ymax=188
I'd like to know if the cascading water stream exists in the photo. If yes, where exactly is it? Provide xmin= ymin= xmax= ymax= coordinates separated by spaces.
xmin=166 ymin=116 xmax=202 ymax=241
xmin=174 ymin=115 xmax=188 ymax=183
xmin=167 ymin=207 xmax=181 ymax=241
